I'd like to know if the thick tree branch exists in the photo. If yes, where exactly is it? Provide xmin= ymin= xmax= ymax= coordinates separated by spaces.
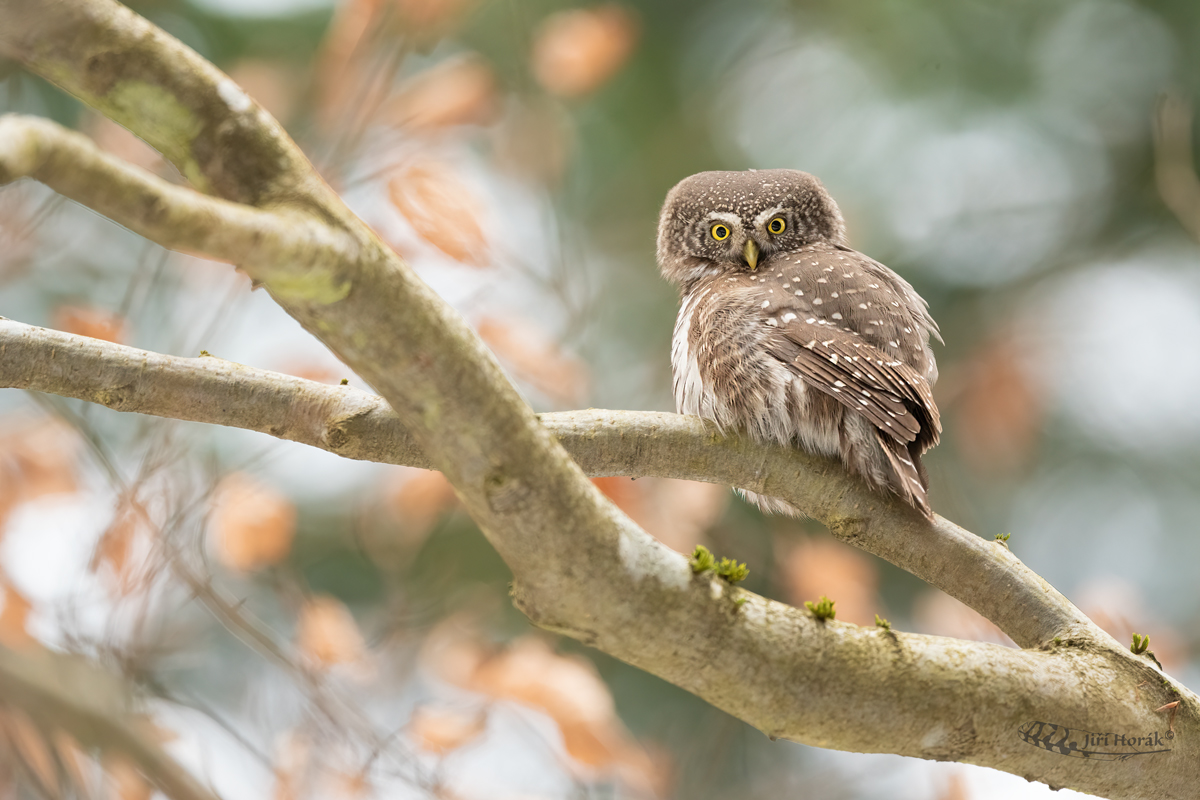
xmin=1 ymin=1 xmax=1197 ymax=795
xmin=0 ymin=644 xmax=221 ymax=800
xmin=0 ymin=0 xmax=633 ymax=645
xmin=2 ymin=318 xmax=1198 ymax=799
xmin=0 ymin=319 xmax=1087 ymax=649
xmin=0 ymin=116 xmax=358 ymax=267
xmin=0 ymin=0 xmax=348 ymax=220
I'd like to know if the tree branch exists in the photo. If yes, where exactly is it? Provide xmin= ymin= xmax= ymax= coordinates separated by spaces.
xmin=0 ymin=319 xmax=1086 ymax=648
xmin=0 ymin=0 xmax=347 ymax=218
xmin=1 ymin=1 xmax=1197 ymax=795
xmin=2 ymin=318 xmax=1197 ymax=799
xmin=0 ymin=115 xmax=357 ymax=268
xmin=0 ymin=0 xmax=636 ymax=646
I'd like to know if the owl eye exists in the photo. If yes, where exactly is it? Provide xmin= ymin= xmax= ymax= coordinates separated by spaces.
xmin=767 ymin=217 xmax=786 ymax=235
xmin=710 ymin=223 xmax=731 ymax=241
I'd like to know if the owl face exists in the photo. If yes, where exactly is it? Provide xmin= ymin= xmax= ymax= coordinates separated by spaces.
xmin=656 ymin=169 xmax=847 ymax=288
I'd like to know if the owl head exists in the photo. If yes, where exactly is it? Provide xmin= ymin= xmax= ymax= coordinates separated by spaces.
xmin=656 ymin=169 xmax=847 ymax=288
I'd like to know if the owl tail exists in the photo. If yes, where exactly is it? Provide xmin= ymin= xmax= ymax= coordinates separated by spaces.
xmin=876 ymin=434 xmax=933 ymax=519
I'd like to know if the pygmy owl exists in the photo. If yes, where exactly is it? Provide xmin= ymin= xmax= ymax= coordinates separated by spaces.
xmin=657 ymin=169 xmax=941 ymax=518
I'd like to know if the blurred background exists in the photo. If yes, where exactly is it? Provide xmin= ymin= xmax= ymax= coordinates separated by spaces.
xmin=2 ymin=0 xmax=1200 ymax=796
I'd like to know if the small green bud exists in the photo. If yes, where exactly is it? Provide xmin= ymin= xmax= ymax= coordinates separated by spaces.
xmin=716 ymin=557 xmax=749 ymax=584
xmin=805 ymin=595 xmax=836 ymax=621
xmin=689 ymin=545 xmax=715 ymax=573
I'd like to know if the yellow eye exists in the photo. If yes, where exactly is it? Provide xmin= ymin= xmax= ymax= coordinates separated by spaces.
xmin=767 ymin=217 xmax=786 ymax=235
xmin=710 ymin=223 xmax=731 ymax=241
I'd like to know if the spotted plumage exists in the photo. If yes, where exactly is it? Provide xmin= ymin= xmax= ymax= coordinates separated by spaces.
xmin=658 ymin=169 xmax=941 ymax=518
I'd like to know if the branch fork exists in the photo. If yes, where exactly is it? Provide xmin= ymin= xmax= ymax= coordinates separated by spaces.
xmin=0 ymin=1 xmax=1197 ymax=797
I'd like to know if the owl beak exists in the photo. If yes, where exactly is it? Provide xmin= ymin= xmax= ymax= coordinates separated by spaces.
xmin=743 ymin=238 xmax=760 ymax=270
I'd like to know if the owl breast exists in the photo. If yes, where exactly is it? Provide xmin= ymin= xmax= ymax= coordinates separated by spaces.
xmin=670 ymin=277 xmax=843 ymax=461
xmin=670 ymin=289 xmax=706 ymax=418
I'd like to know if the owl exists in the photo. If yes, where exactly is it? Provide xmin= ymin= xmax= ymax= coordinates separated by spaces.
xmin=657 ymin=169 xmax=941 ymax=518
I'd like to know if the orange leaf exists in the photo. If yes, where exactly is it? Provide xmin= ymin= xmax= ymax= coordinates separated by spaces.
xmin=0 ymin=710 xmax=57 ymax=795
xmin=272 ymin=730 xmax=310 ymax=800
xmin=636 ymin=479 xmax=728 ymax=554
xmin=418 ymin=614 xmax=490 ymax=688
xmin=393 ymin=0 xmax=478 ymax=32
xmin=210 ymin=474 xmax=296 ymax=572
xmin=228 ymin=59 xmax=301 ymax=124
xmin=419 ymin=623 xmax=653 ymax=774
xmin=105 ymin=756 xmax=152 ymax=800
xmin=296 ymin=595 xmax=366 ymax=669
xmin=591 ymin=477 xmax=644 ymax=520
xmin=912 ymin=589 xmax=1013 ymax=647
xmin=321 ymin=770 xmax=371 ymax=800
xmin=938 ymin=772 xmax=971 ymax=800
xmin=615 ymin=740 xmax=673 ymax=799
xmin=314 ymin=0 xmax=386 ymax=132
xmin=593 ymin=477 xmax=728 ymax=554
xmin=388 ymin=162 xmax=489 ymax=265
xmin=0 ymin=584 xmax=35 ymax=649
xmin=0 ymin=415 xmax=80 ymax=507
xmin=951 ymin=336 xmax=1043 ymax=474
xmin=408 ymin=706 xmax=487 ymax=754
xmin=476 ymin=317 xmax=589 ymax=407
xmin=131 ymin=715 xmax=178 ymax=746
xmin=91 ymin=504 xmax=149 ymax=596
xmin=531 ymin=6 xmax=638 ymax=97
xmin=470 ymin=637 xmax=628 ymax=767
xmin=777 ymin=536 xmax=880 ymax=626
xmin=275 ymin=358 xmax=344 ymax=385
xmin=387 ymin=54 xmax=499 ymax=131
xmin=53 ymin=732 xmax=98 ymax=799
xmin=383 ymin=468 xmax=457 ymax=547
xmin=84 ymin=114 xmax=164 ymax=175
xmin=53 ymin=305 xmax=129 ymax=343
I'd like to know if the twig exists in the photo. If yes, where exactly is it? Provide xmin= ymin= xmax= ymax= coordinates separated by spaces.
xmin=0 ymin=319 xmax=1093 ymax=649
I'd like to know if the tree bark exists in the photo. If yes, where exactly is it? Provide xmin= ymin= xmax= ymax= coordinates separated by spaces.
xmin=0 ymin=1 xmax=1197 ymax=797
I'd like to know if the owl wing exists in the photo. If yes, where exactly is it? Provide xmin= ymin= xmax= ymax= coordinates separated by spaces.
xmin=756 ymin=244 xmax=941 ymax=452
xmin=770 ymin=316 xmax=941 ymax=516
xmin=767 ymin=324 xmax=940 ymax=450
xmin=836 ymin=244 xmax=943 ymax=346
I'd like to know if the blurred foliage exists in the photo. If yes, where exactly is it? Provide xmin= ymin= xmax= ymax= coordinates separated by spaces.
xmin=3 ymin=0 xmax=1200 ymax=797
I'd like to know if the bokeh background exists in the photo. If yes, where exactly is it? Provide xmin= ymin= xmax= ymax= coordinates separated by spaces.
xmin=2 ymin=0 xmax=1200 ymax=797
